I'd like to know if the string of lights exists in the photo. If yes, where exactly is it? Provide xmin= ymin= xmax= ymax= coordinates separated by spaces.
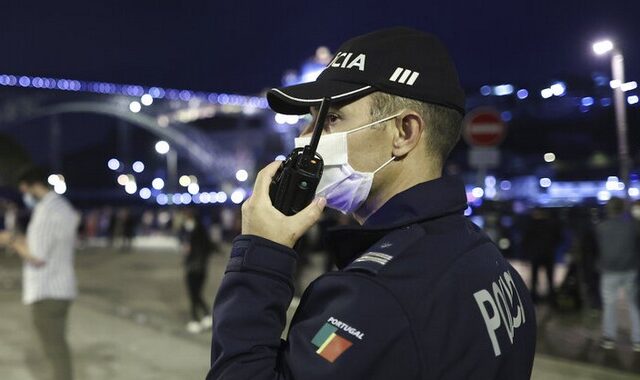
xmin=0 ymin=73 xmax=269 ymax=109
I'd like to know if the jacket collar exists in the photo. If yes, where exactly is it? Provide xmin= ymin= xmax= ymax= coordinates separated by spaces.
xmin=328 ymin=176 xmax=468 ymax=268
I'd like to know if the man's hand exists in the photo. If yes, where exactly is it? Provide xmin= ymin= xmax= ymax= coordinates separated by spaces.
xmin=241 ymin=161 xmax=326 ymax=248
xmin=1 ymin=233 xmax=46 ymax=267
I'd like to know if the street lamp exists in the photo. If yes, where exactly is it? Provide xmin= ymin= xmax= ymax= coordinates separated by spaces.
xmin=593 ymin=39 xmax=631 ymax=195
xmin=155 ymin=140 xmax=177 ymax=192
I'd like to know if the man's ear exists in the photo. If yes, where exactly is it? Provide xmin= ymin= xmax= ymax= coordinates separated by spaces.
xmin=391 ymin=111 xmax=424 ymax=158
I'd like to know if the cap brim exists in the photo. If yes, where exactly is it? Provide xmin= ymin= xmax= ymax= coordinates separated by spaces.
xmin=267 ymin=80 xmax=375 ymax=115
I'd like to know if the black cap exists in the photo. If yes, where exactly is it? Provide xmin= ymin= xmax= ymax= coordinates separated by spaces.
xmin=267 ymin=27 xmax=465 ymax=115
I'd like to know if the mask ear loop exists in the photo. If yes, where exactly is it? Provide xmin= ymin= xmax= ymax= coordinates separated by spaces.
xmin=373 ymin=156 xmax=396 ymax=174
xmin=347 ymin=112 xmax=403 ymax=135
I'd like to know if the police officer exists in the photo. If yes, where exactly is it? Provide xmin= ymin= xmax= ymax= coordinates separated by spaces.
xmin=207 ymin=27 xmax=536 ymax=379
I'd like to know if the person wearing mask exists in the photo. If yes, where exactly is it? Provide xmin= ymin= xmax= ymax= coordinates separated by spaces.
xmin=0 ymin=167 xmax=80 ymax=380
xmin=596 ymin=197 xmax=640 ymax=351
xmin=207 ymin=28 xmax=536 ymax=379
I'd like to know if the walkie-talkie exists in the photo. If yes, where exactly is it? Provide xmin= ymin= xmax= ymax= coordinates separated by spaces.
xmin=269 ymin=97 xmax=330 ymax=216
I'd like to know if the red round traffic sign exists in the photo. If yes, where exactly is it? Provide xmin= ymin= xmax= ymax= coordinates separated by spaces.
xmin=463 ymin=108 xmax=507 ymax=147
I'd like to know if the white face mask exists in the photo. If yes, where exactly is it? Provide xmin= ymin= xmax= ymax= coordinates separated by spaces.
xmin=294 ymin=113 xmax=401 ymax=214
xmin=22 ymin=193 xmax=37 ymax=209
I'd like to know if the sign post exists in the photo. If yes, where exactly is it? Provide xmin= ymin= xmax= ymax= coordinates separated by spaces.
xmin=463 ymin=108 xmax=507 ymax=187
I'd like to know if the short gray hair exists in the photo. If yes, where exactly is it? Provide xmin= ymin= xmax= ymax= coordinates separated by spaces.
xmin=369 ymin=92 xmax=462 ymax=167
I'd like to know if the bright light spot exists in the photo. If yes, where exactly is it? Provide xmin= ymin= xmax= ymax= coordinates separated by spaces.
xmin=500 ymin=180 xmax=512 ymax=191
xmin=124 ymin=181 xmax=137 ymax=194
xmin=606 ymin=176 xmax=620 ymax=191
xmin=516 ymin=89 xmax=529 ymax=99
xmin=209 ymin=192 xmax=218 ymax=203
xmin=598 ymin=190 xmax=612 ymax=201
xmin=541 ymin=88 xmax=553 ymax=99
xmin=581 ymin=97 xmax=594 ymax=107
xmin=464 ymin=206 xmax=473 ymax=216
xmin=593 ymin=40 xmax=614 ymax=55
xmin=275 ymin=155 xmax=286 ymax=161
xmin=192 ymin=194 xmax=201 ymax=204
xmin=629 ymin=188 xmax=640 ymax=197
xmin=152 ymin=178 xmax=165 ymax=190
xmin=485 ymin=187 xmax=497 ymax=199
xmin=498 ymin=238 xmax=511 ymax=250
xmin=236 ymin=169 xmax=249 ymax=182
xmin=129 ymin=101 xmax=142 ymax=113
xmin=132 ymin=161 xmax=145 ymax=173
xmin=189 ymin=175 xmax=198 ymax=184
xmin=125 ymin=182 xmax=137 ymax=194
xmin=54 ymin=182 xmax=67 ymax=194
xmin=156 ymin=194 xmax=168 ymax=205
xmin=274 ymin=113 xmax=287 ymax=124
xmin=231 ymin=189 xmax=246 ymax=204
xmin=155 ymin=140 xmax=170 ymax=154
xmin=628 ymin=95 xmax=639 ymax=105
xmin=550 ymin=82 xmax=566 ymax=96
xmin=181 ymin=193 xmax=192 ymax=204
xmin=200 ymin=192 xmax=211 ymax=204
xmin=172 ymin=194 xmax=182 ymax=205
xmin=141 ymin=94 xmax=154 ymax=106
xmin=610 ymin=80 xmax=621 ymax=89
xmin=188 ymin=183 xmax=200 ymax=195
xmin=217 ymin=191 xmax=228 ymax=203
xmin=139 ymin=187 xmax=151 ymax=199
xmin=539 ymin=178 xmax=552 ymax=188
xmin=179 ymin=175 xmax=191 ymax=187
xmin=484 ymin=176 xmax=496 ymax=188
xmin=285 ymin=115 xmax=300 ymax=125
xmin=621 ymin=81 xmax=638 ymax=92
xmin=493 ymin=84 xmax=514 ymax=96
xmin=48 ymin=174 xmax=64 ymax=186
xmin=544 ymin=153 xmax=556 ymax=163
xmin=107 ymin=158 xmax=120 ymax=171
xmin=117 ymin=174 xmax=130 ymax=186
xmin=471 ymin=187 xmax=484 ymax=198
xmin=480 ymin=85 xmax=491 ymax=96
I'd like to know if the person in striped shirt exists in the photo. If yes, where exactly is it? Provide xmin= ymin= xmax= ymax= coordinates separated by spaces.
xmin=0 ymin=166 xmax=80 ymax=380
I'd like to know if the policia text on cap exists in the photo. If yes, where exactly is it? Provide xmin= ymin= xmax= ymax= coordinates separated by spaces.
xmin=206 ymin=27 xmax=536 ymax=380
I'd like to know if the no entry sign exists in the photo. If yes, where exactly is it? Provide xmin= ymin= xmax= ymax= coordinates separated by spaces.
xmin=463 ymin=108 xmax=507 ymax=147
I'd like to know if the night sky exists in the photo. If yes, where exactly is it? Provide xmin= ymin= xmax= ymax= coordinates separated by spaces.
xmin=1 ymin=1 xmax=639 ymax=95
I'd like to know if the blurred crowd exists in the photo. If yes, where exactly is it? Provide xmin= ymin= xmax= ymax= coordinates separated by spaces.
xmin=2 ymin=197 xmax=640 ymax=306
xmin=0 ymin=194 xmax=640 ymax=364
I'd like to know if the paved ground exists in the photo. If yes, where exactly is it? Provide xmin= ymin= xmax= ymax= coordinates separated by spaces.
xmin=1 ymin=244 xmax=640 ymax=379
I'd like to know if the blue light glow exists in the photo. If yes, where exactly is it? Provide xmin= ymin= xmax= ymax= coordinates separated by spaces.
xmin=581 ymin=97 xmax=594 ymax=107
xmin=139 ymin=187 xmax=151 ymax=200
xmin=516 ymin=89 xmax=529 ymax=99
xmin=500 ymin=180 xmax=512 ymax=191
xmin=493 ymin=84 xmax=514 ymax=96
xmin=156 ymin=194 xmax=168 ymax=205
xmin=0 ymin=73 xmax=269 ymax=109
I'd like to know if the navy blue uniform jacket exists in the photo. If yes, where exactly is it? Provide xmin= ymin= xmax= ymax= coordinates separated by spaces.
xmin=207 ymin=177 xmax=536 ymax=379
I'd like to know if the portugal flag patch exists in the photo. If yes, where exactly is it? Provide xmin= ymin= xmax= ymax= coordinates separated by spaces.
xmin=311 ymin=323 xmax=353 ymax=363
